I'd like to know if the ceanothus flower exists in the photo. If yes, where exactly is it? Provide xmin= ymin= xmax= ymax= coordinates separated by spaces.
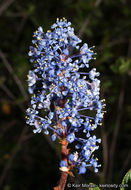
xmin=26 ymin=18 xmax=105 ymax=175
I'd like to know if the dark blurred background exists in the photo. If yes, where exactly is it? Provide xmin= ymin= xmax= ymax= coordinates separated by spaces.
xmin=0 ymin=0 xmax=131 ymax=190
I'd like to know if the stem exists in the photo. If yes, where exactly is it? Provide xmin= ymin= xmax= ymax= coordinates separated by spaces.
xmin=54 ymin=139 xmax=68 ymax=190
xmin=54 ymin=172 xmax=68 ymax=190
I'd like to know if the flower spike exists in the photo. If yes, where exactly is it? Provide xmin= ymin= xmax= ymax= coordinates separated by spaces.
xmin=26 ymin=18 xmax=105 ymax=175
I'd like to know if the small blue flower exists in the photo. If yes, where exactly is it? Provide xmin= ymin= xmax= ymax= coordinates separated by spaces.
xmin=28 ymin=71 xmax=37 ymax=86
xmin=51 ymin=134 xmax=56 ymax=141
xmin=84 ymin=149 xmax=91 ymax=159
xmin=80 ymin=43 xmax=94 ymax=67
xmin=68 ymin=154 xmax=74 ymax=162
xmin=66 ymin=133 xmax=75 ymax=143
xmin=89 ymin=68 xmax=100 ymax=80
xmin=78 ymin=166 xmax=86 ymax=174
xmin=60 ymin=160 xmax=66 ymax=167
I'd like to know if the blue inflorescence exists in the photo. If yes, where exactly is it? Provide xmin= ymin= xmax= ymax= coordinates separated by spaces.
xmin=26 ymin=18 xmax=105 ymax=174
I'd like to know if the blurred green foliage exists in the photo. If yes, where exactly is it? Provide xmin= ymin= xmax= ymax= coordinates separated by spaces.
xmin=0 ymin=0 xmax=131 ymax=190
xmin=89 ymin=183 xmax=100 ymax=190
xmin=121 ymin=170 xmax=131 ymax=190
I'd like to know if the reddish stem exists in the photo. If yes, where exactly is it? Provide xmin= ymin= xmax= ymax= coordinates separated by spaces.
xmin=54 ymin=172 xmax=68 ymax=190
xmin=54 ymin=139 xmax=68 ymax=190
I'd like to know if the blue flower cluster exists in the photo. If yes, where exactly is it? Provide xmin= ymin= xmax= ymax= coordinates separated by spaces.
xmin=26 ymin=18 xmax=105 ymax=174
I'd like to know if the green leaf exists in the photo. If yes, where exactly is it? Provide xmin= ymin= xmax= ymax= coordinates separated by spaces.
xmin=120 ymin=169 xmax=131 ymax=190
xmin=89 ymin=183 xmax=100 ymax=190
xmin=110 ymin=57 xmax=131 ymax=74
xmin=119 ymin=59 xmax=131 ymax=74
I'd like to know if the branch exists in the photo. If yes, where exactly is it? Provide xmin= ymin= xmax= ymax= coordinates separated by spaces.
xmin=108 ymin=77 xmax=125 ymax=182
xmin=14 ymin=15 xmax=28 ymax=42
xmin=0 ymin=120 xmax=17 ymax=136
xmin=0 ymin=83 xmax=25 ymax=112
xmin=0 ymin=126 xmax=61 ymax=187
xmin=0 ymin=50 xmax=28 ymax=101
xmin=0 ymin=127 xmax=28 ymax=187
xmin=96 ymin=38 xmax=128 ymax=51
xmin=78 ymin=16 xmax=91 ymax=38
xmin=78 ymin=0 xmax=102 ymax=38
xmin=0 ymin=0 xmax=15 ymax=16
xmin=0 ymin=83 xmax=15 ymax=100
xmin=108 ymin=38 xmax=131 ymax=182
